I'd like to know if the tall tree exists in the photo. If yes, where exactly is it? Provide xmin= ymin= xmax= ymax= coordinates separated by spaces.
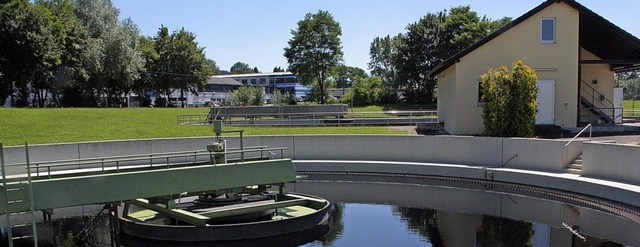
xmin=394 ymin=6 xmax=511 ymax=104
xmin=284 ymin=10 xmax=343 ymax=104
xmin=74 ymin=0 xmax=143 ymax=107
xmin=37 ymin=0 xmax=91 ymax=107
xmin=229 ymin=62 xmax=253 ymax=74
xmin=152 ymin=25 xmax=172 ymax=105
xmin=170 ymin=28 xmax=212 ymax=108
xmin=131 ymin=35 xmax=158 ymax=106
xmin=0 ymin=0 xmax=65 ymax=107
xmin=273 ymin=66 xmax=285 ymax=73
xmin=369 ymin=35 xmax=400 ymax=103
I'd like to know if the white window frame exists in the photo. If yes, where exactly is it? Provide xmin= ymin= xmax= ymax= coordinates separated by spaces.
xmin=540 ymin=18 xmax=556 ymax=44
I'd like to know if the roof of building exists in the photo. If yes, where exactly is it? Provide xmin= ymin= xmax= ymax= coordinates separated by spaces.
xmin=212 ymin=72 xmax=294 ymax=79
xmin=429 ymin=0 xmax=640 ymax=76
xmin=208 ymin=76 xmax=243 ymax=86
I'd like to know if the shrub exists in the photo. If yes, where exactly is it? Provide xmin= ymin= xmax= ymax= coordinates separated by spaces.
xmin=481 ymin=60 xmax=538 ymax=137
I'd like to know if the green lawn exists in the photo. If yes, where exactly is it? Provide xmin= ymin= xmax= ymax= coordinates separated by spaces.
xmin=0 ymin=108 xmax=406 ymax=146
xmin=624 ymin=100 xmax=640 ymax=116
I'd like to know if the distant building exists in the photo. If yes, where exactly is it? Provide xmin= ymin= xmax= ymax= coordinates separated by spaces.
xmin=151 ymin=72 xmax=311 ymax=107
xmin=210 ymin=72 xmax=311 ymax=102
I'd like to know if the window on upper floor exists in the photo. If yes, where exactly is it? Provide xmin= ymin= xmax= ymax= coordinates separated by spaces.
xmin=541 ymin=18 xmax=556 ymax=44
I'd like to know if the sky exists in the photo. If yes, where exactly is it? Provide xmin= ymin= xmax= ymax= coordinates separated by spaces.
xmin=112 ymin=0 xmax=640 ymax=74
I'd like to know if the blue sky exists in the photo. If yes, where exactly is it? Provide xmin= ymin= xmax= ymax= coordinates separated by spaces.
xmin=112 ymin=0 xmax=640 ymax=73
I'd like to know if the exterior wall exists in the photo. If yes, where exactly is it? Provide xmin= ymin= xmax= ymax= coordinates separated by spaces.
xmin=437 ymin=65 xmax=457 ymax=132
xmin=582 ymin=142 xmax=640 ymax=185
xmin=438 ymin=2 xmax=580 ymax=134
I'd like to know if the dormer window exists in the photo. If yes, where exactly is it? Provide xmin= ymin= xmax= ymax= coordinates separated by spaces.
xmin=541 ymin=18 xmax=556 ymax=44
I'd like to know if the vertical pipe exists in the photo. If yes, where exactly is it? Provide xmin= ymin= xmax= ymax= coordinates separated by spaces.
xmin=25 ymin=143 xmax=38 ymax=246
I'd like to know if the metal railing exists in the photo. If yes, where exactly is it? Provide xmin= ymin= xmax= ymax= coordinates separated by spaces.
xmin=579 ymin=80 xmax=618 ymax=125
xmin=3 ymin=145 xmax=287 ymax=179
xmin=177 ymin=110 xmax=438 ymax=126
xmin=565 ymin=124 xmax=592 ymax=147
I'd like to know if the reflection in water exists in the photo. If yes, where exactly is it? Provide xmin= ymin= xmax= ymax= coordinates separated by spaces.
xmin=477 ymin=215 xmax=533 ymax=247
xmin=294 ymin=180 xmax=640 ymax=247
xmin=394 ymin=207 xmax=444 ymax=247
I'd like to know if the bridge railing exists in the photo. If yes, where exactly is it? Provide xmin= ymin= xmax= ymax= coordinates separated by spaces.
xmin=3 ymin=146 xmax=287 ymax=179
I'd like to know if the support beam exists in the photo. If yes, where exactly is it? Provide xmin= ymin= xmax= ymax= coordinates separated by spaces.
xmin=128 ymin=199 xmax=209 ymax=226
xmin=197 ymin=198 xmax=307 ymax=219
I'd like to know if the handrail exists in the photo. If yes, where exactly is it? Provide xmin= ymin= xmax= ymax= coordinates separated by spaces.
xmin=5 ymin=146 xmax=272 ymax=168
xmin=3 ymin=146 xmax=287 ymax=179
xmin=565 ymin=124 xmax=592 ymax=147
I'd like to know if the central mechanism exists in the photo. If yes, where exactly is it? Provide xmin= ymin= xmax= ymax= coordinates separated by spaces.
xmin=118 ymin=121 xmax=331 ymax=242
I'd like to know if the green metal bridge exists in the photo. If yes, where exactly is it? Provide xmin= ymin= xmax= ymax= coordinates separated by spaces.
xmin=0 ymin=143 xmax=296 ymax=246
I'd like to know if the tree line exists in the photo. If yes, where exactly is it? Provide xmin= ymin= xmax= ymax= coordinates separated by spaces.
xmin=0 ymin=0 xmax=217 ymax=107
xmin=283 ymin=7 xmax=511 ymax=106
xmin=1 ymin=1 xmax=515 ymax=107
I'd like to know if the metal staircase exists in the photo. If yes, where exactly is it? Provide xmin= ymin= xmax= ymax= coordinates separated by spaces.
xmin=1 ymin=144 xmax=38 ymax=247
xmin=579 ymin=80 xmax=619 ymax=126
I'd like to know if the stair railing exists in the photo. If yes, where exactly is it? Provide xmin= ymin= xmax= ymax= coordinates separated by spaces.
xmin=565 ymin=124 xmax=592 ymax=147
xmin=579 ymin=80 xmax=617 ymax=125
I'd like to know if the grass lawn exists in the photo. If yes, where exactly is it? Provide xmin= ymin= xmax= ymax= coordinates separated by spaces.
xmin=0 ymin=108 xmax=407 ymax=146
xmin=624 ymin=100 xmax=640 ymax=116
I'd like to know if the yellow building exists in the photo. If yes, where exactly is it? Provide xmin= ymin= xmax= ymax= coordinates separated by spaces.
xmin=430 ymin=0 xmax=640 ymax=135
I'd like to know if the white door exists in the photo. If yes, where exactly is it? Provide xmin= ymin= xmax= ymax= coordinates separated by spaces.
xmin=536 ymin=80 xmax=555 ymax=125
xmin=614 ymin=87 xmax=623 ymax=124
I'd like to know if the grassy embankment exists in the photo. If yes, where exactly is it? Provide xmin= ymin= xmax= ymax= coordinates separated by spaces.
xmin=0 ymin=107 xmax=410 ymax=146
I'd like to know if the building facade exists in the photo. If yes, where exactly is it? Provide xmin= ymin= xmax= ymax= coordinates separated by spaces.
xmin=430 ymin=0 xmax=640 ymax=135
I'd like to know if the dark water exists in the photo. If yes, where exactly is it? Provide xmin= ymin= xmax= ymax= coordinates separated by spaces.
xmin=6 ymin=180 xmax=640 ymax=246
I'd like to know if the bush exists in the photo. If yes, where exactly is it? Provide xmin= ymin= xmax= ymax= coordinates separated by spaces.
xmin=481 ymin=60 xmax=538 ymax=137
xmin=227 ymin=86 xmax=265 ymax=106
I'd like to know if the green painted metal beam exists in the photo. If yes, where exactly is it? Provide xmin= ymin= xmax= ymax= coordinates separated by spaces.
xmin=0 ymin=159 xmax=296 ymax=212
xmin=196 ymin=198 xmax=308 ymax=219
xmin=128 ymin=199 xmax=209 ymax=226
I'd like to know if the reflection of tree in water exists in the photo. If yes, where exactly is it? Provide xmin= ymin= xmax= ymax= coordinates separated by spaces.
xmin=48 ymin=216 xmax=111 ymax=247
xmin=477 ymin=215 xmax=533 ymax=247
xmin=394 ymin=207 xmax=444 ymax=247
xmin=317 ymin=203 xmax=345 ymax=245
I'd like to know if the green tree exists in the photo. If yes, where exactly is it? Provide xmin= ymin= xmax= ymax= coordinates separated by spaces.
xmin=37 ymin=0 xmax=92 ymax=107
xmin=230 ymin=62 xmax=253 ymax=74
xmin=332 ymin=65 xmax=367 ymax=88
xmin=273 ymin=66 xmax=285 ymax=73
xmin=284 ymin=10 xmax=343 ymax=104
xmin=481 ymin=60 xmax=538 ymax=137
xmin=131 ymin=35 xmax=158 ymax=107
xmin=207 ymin=59 xmax=220 ymax=75
xmin=152 ymin=25 xmax=172 ymax=106
xmin=169 ymin=28 xmax=213 ymax=108
xmin=0 ymin=0 xmax=65 ymax=107
xmin=394 ymin=6 xmax=511 ymax=104
xmin=74 ymin=0 xmax=143 ymax=107
xmin=369 ymin=35 xmax=400 ymax=103
xmin=227 ymin=86 xmax=264 ymax=106
xmin=346 ymin=76 xmax=384 ymax=106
